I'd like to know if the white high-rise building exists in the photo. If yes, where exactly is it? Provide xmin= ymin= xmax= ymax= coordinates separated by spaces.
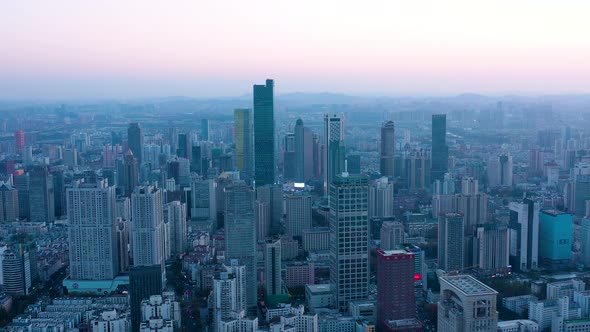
xmin=368 ymin=177 xmax=394 ymax=219
xmin=380 ymin=221 xmax=405 ymax=250
xmin=438 ymin=275 xmax=498 ymax=332
xmin=285 ymin=193 xmax=312 ymax=237
xmin=91 ymin=310 xmax=129 ymax=332
xmin=67 ymin=178 xmax=119 ymax=280
xmin=329 ymin=173 xmax=369 ymax=312
xmin=212 ymin=260 xmax=247 ymax=330
xmin=265 ymin=239 xmax=283 ymax=297
xmin=475 ymin=223 xmax=510 ymax=273
xmin=163 ymin=201 xmax=187 ymax=257
xmin=131 ymin=186 xmax=164 ymax=267
xmin=461 ymin=176 xmax=478 ymax=195
xmin=508 ymin=199 xmax=540 ymax=271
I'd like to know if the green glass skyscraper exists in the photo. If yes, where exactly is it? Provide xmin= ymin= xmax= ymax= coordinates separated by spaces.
xmin=254 ymin=79 xmax=275 ymax=186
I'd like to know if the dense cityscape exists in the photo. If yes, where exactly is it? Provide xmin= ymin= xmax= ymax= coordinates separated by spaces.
xmin=1 ymin=83 xmax=590 ymax=332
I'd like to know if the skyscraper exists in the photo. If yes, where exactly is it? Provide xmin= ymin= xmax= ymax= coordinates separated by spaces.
xmin=438 ymin=275 xmax=498 ymax=332
xmin=0 ymin=180 xmax=18 ymax=222
xmin=487 ymin=154 xmax=513 ymax=187
xmin=431 ymin=114 xmax=448 ymax=183
xmin=163 ymin=201 xmax=187 ymax=257
xmin=253 ymin=79 xmax=275 ymax=186
xmin=283 ymin=133 xmax=296 ymax=181
xmin=201 ymin=119 xmax=210 ymax=141
xmin=377 ymin=250 xmax=416 ymax=330
xmin=475 ymin=223 xmax=510 ymax=273
xmin=380 ymin=121 xmax=395 ymax=177
xmin=539 ymin=210 xmax=573 ymax=270
xmin=294 ymin=119 xmax=314 ymax=182
xmin=324 ymin=114 xmax=345 ymax=194
xmin=285 ymin=193 xmax=312 ymax=238
xmin=438 ymin=213 xmax=464 ymax=271
xmin=67 ymin=178 xmax=119 ymax=280
xmin=131 ymin=186 xmax=164 ymax=267
xmin=508 ymin=198 xmax=540 ymax=271
xmin=122 ymin=150 xmax=139 ymax=197
xmin=130 ymin=265 xmax=164 ymax=332
xmin=177 ymin=133 xmax=191 ymax=160
xmin=190 ymin=178 xmax=217 ymax=222
xmin=265 ymin=239 xmax=283 ymax=297
xmin=329 ymin=173 xmax=369 ymax=311
xmin=234 ymin=109 xmax=253 ymax=179
xmin=580 ymin=217 xmax=590 ymax=267
xmin=128 ymin=123 xmax=143 ymax=165
xmin=212 ymin=261 xmax=247 ymax=330
xmin=224 ymin=181 xmax=257 ymax=311
xmin=28 ymin=165 xmax=54 ymax=222
xmin=256 ymin=185 xmax=283 ymax=235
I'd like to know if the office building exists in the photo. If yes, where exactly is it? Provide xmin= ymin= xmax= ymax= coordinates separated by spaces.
xmin=122 ymin=150 xmax=139 ymax=197
xmin=253 ymin=79 xmax=275 ymax=186
xmin=377 ymin=250 xmax=416 ymax=330
xmin=431 ymin=114 xmax=448 ymax=183
xmin=67 ymin=179 xmax=119 ymax=280
xmin=28 ymin=165 xmax=54 ymax=222
xmin=438 ymin=275 xmax=498 ymax=332
xmin=380 ymin=121 xmax=395 ymax=177
xmin=177 ymin=133 xmax=191 ymax=160
xmin=369 ymin=177 xmax=394 ymax=219
xmin=294 ymin=118 xmax=314 ymax=182
xmin=573 ymin=175 xmax=590 ymax=216
xmin=475 ymin=223 xmax=510 ymax=273
xmin=256 ymin=185 xmax=283 ymax=235
xmin=380 ymin=221 xmax=405 ymax=251
xmin=329 ymin=173 xmax=369 ymax=311
xmin=508 ymin=198 xmax=540 ymax=271
xmin=131 ymin=186 xmax=164 ymax=267
xmin=265 ymin=239 xmax=283 ymax=297
xmin=201 ymin=119 xmax=210 ymax=141
xmin=303 ymin=227 xmax=330 ymax=252
xmin=128 ymin=123 xmax=143 ymax=165
xmin=497 ymin=320 xmax=539 ymax=332
xmin=190 ymin=178 xmax=217 ymax=222
xmin=285 ymin=193 xmax=312 ymax=237
xmin=324 ymin=114 xmax=345 ymax=194
xmin=234 ymin=109 xmax=253 ymax=179
xmin=438 ymin=213 xmax=464 ymax=272
xmin=225 ymin=181 xmax=257 ymax=311
xmin=130 ymin=265 xmax=165 ymax=332
xmin=283 ymin=132 xmax=296 ymax=180
xmin=539 ymin=210 xmax=573 ymax=270
xmin=2 ymin=246 xmax=32 ymax=296
xmin=0 ymin=179 xmax=18 ymax=222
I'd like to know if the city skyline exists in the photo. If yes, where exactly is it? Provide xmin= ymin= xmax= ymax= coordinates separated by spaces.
xmin=2 ymin=1 xmax=590 ymax=99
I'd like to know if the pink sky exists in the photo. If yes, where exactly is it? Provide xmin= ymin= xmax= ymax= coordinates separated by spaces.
xmin=1 ymin=0 xmax=590 ymax=98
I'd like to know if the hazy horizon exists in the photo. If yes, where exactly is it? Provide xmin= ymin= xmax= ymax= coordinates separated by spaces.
xmin=2 ymin=0 xmax=590 ymax=99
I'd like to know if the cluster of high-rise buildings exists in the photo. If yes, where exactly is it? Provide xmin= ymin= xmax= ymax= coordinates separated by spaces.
xmin=3 ymin=81 xmax=590 ymax=332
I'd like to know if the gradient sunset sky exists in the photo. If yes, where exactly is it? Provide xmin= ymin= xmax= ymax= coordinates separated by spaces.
xmin=2 ymin=0 xmax=590 ymax=99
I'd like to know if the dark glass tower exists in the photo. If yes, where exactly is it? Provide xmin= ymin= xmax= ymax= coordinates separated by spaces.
xmin=127 ymin=123 xmax=143 ymax=165
xmin=129 ymin=265 xmax=164 ymax=332
xmin=380 ymin=121 xmax=395 ymax=177
xmin=201 ymin=119 xmax=210 ymax=141
xmin=253 ymin=79 xmax=275 ymax=186
xmin=431 ymin=114 xmax=448 ymax=183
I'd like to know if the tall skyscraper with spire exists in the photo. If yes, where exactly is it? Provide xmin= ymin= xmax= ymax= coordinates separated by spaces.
xmin=253 ymin=79 xmax=275 ymax=186
xmin=380 ymin=121 xmax=395 ymax=177
xmin=431 ymin=114 xmax=448 ymax=183
xmin=128 ymin=123 xmax=143 ymax=165
xmin=324 ymin=114 xmax=345 ymax=194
